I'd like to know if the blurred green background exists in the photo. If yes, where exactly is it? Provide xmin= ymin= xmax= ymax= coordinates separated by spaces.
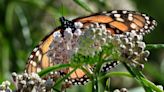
xmin=0 ymin=0 xmax=163 ymax=91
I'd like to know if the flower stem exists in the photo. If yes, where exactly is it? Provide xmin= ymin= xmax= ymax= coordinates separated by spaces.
xmin=100 ymin=72 xmax=132 ymax=80
xmin=123 ymin=63 xmax=163 ymax=92
xmin=93 ymin=76 xmax=98 ymax=92
xmin=146 ymin=44 xmax=164 ymax=49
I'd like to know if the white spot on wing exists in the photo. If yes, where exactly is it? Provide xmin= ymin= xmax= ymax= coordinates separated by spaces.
xmin=114 ymin=14 xmax=121 ymax=18
xmin=38 ymin=54 xmax=42 ymax=61
xmin=144 ymin=25 xmax=148 ymax=29
xmin=142 ymin=14 xmax=146 ymax=17
xmin=80 ymin=78 xmax=84 ymax=81
xmin=122 ymin=10 xmax=127 ymax=14
xmin=78 ymin=82 xmax=81 ymax=85
xmin=128 ymin=16 xmax=133 ymax=21
xmin=116 ymin=17 xmax=124 ymax=22
xmin=29 ymin=55 xmax=33 ymax=59
xmin=130 ymin=23 xmax=137 ymax=29
xmin=128 ymin=13 xmax=133 ymax=17
xmin=33 ymin=48 xmax=38 ymax=52
xmin=146 ymin=20 xmax=150 ymax=24
xmin=30 ymin=61 xmax=33 ymax=64
xmin=32 ymin=61 xmax=37 ymax=67
xmin=72 ymin=79 xmax=75 ymax=82
xmin=111 ymin=10 xmax=117 ymax=13
xmin=35 ymin=50 xmax=40 ymax=56
xmin=145 ymin=16 xmax=149 ymax=20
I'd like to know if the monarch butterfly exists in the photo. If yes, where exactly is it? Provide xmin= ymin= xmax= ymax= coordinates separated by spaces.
xmin=25 ymin=10 xmax=156 ymax=85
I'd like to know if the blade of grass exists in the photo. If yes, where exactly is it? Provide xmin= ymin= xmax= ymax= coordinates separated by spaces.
xmin=5 ymin=2 xmax=17 ymax=32
xmin=100 ymin=72 xmax=132 ymax=80
xmin=73 ymin=0 xmax=93 ymax=13
xmin=1 ymin=41 xmax=10 ymax=80
xmin=38 ymin=64 xmax=71 ymax=77
xmin=15 ymin=5 xmax=32 ymax=46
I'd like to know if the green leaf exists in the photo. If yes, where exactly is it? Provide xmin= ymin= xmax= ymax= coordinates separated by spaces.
xmin=5 ymin=2 xmax=17 ymax=32
xmin=15 ymin=5 xmax=32 ymax=46
xmin=141 ymin=78 xmax=163 ymax=92
xmin=38 ymin=64 xmax=71 ymax=77
xmin=100 ymin=72 xmax=132 ymax=80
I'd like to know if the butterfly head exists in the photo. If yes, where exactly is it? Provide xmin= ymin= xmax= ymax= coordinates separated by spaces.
xmin=59 ymin=17 xmax=76 ymax=33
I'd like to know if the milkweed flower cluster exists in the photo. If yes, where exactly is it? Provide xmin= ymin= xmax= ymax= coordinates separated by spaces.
xmin=111 ymin=31 xmax=150 ymax=68
xmin=0 ymin=73 xmax=54 ymax=92
xmin=76 ymin=22 xmax=150 ymax=70
xmin=11 ymin=72 xmax=53 ymax=92
xmin=49 ymin=21 xmax=150 ymax=71
xmin=77 ymin=23 xmax=110 ymax=56
xmin=0 ymin=81 xmax=12 ymax=92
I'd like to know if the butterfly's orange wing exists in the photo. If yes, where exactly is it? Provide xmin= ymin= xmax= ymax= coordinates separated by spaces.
xmin=74 ymin=10 xmax=156 ymax=34
xmin=26 ymin=29 xmax=59 ymax=73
